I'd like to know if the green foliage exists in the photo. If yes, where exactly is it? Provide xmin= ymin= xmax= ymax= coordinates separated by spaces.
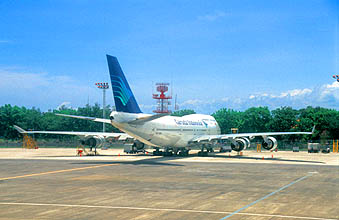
xmin=0 ymin=104 xmax=338 ymax=140
xmin=241 ymin=107 xmax=272 ymax=132
xmin=212 ymin=108 xmax=244 ymax=134
xmin=0 ymin=104 xmax=119 ymax=140
xmin=268 ymin=107 xmax=298 ymax=132
xmin=171 ymin=109 xmax=196 ymax=117
xmin=212 ymin=106 xmax=338 ymax=140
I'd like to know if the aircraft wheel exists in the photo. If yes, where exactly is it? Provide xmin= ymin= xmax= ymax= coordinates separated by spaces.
xmin=153 ymin=150 xmax=161 ymax=156
xmin=178 ymin=150 xmax=187 ymax=157
xmin=198 ymin=151 xmax=208 ymax=157
xmin=198 ymin=151 xmax=203 ymax=156
xmin=164 ymin=151 xmax=173 ymax=157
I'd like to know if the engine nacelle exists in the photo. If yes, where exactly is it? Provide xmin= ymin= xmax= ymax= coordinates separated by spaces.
xmin=132 ymin=141 xmax=145 ymax=150
xmin=81 ymin=136 xmax=105 ymax=148
xmin=231 ymin=138 xmax=249 ymax=152
xmin=262 ymin=136 xmax=278 ymax=151
xmin=241 ymin=137 xmax=251 ymax=148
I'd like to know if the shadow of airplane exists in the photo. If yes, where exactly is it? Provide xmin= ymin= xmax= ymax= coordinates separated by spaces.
xmin=68 ymin=150 xmax=325 ymax=166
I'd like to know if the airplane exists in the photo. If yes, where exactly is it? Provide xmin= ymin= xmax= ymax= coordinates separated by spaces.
xmin=14 ymin=54 xmax=314 ymax=156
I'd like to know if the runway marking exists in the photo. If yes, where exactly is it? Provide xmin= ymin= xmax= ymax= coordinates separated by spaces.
xmin=0 ymin=202 xmax=335 ymax=220
xmin=220 ymin=172 xmax=315 ymax=220
xmin=0 ymin=164 xmax=117 ymax=181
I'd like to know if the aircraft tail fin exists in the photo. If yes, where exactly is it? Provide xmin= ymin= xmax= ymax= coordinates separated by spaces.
xmin=106 ymin=55 xmax=142 ymax=113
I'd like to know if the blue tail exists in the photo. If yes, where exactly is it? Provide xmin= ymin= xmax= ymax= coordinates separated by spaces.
xmin=106 ymin=55 xmax=142 ymax=113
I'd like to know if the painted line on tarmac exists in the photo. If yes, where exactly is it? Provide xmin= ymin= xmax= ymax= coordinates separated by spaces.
xmin=0 ymin=201 xmax=335 ymax=220
xmin=0 ymin=164 xmax=117 ymax=181
xmin=219 ymin=172 xmax=315 ymax=220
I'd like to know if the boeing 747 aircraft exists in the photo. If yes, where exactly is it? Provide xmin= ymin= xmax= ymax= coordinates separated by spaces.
xmin=15 ymin=55 xmax=314 ymax=156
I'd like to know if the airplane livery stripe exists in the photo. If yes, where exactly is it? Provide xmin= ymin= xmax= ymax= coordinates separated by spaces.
xmin=111 ymin=76 xmax=132 ymax=106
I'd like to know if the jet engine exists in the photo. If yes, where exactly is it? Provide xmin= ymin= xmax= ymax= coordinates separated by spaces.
xmin=262 ymin=136 xmax=278 ymax=151
xmin=241 ymin=137 xmax=251 ymax=148
xmin=231 ymin=138 xmax=249 ymax=152
xmin=132 ymin=141 xmax=145 ymax=151
xmin=81 ymin=136 xmax=105 ymax=149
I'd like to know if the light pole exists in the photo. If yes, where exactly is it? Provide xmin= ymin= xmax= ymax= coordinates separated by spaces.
xmin=95 ymin=82 xmax=109 ymax=132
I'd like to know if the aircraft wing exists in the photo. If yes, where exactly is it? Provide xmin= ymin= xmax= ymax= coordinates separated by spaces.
xmin=55 ymin=113 xmax=111 ymax=124
xmin=189 ymin=126 xmax=315 ymax=143
xmin=13 ymin=125 xmax=132 ymax=140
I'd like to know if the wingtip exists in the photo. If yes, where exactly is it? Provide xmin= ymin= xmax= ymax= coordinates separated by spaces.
xmin=13 ymin=125 xmax=27 ymax=134
xmin=311 ymin=125 xmax=316 ymax=134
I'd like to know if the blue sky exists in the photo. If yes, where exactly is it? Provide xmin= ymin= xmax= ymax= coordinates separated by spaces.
xmin=0 ymin=0 xmax=338 ymax=113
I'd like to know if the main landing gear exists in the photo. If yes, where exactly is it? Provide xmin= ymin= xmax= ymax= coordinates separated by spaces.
xmin=153 ymin=147 xmax=189 ymax=157
xmin=197 ymin=145 xmax=214 ymax=156
xmin=88 ymin=147 xmax=98 ymax=156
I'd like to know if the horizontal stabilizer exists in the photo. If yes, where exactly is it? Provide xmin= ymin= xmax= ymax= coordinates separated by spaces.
xmin=128 ymin=113 xmax=170 ymax=125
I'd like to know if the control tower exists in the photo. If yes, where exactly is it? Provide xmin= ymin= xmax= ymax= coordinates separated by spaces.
xmin=153 ymin=83 xmax=172 ymax=113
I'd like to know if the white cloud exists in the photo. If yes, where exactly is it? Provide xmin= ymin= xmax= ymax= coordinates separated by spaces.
xmin=325 ymin=81 xmax=339 ymax=89
xmin=178 ymin=82 xmax=339 ymax=114
xmin=2 ymin=67 xmax=338 ymax=114
xmin=288 ymin=88 xmax=312 ymax=97
xmin=0 ymin=70 xmax=50 ymax=89
xmin=0 ymin=68 xmax=100 ymax=110
xmin=0 ymin=40 xmax=11 ymax=43
xmin=320 ymin=81 xmax=339 ymax=100
xmin=250 ymin=88 xmax=313 ymax=100
xmin=181 ymin=99 xmax=205 ymax=106
xmin=198 ymin=11 xmax=228 ymax=21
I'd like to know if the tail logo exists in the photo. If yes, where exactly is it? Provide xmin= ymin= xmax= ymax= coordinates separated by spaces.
xmin=111 ymin=75 xmax=132 ymax=106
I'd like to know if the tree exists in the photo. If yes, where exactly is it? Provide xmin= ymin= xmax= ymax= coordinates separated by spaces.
xmin=1 ymin=104 xmax=338 ymax=140
xmin=297 ymin=106 xmax=339 ymax=140
xmin=212 ymin=108 xmax=244 ymax=134
xmin=241 ymin=107 xmax=272 ymax=132
xmin=269 ymin=107 xmax=297 ymax=131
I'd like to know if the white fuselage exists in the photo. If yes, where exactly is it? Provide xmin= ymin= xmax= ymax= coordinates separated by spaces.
xmin=110 ymin=111 xmax=221 ymax=148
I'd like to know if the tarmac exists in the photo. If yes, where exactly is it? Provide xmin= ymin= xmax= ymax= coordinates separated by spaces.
xmin=0 ymin=148 xmax=338 ymax=220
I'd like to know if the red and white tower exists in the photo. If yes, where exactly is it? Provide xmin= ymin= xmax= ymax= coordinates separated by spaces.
xmin=153 ymin=83 xmax=172 ymax=114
